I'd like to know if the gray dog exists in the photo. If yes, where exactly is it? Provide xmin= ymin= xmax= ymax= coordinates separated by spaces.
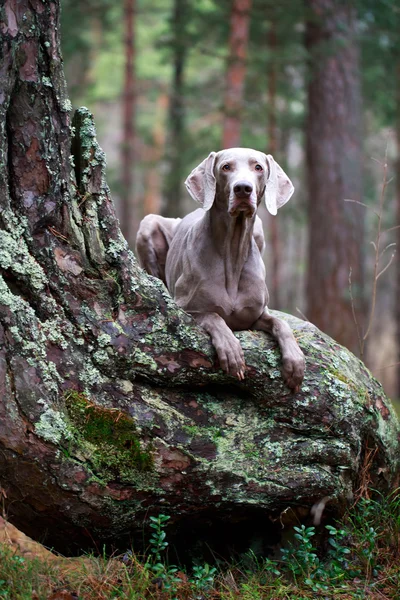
xmin=136 ymin=148 xmax=305 ymax=391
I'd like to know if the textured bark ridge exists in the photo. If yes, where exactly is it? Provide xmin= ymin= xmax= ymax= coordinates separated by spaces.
xmin=0 ymin=0 xmax=399 ymax=553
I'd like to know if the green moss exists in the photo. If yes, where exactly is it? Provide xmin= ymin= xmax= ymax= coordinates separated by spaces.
xmin=64 ymin=391 xmax=154 ymax=479
xmin=327 ymin=369 xmax=353 ymax=387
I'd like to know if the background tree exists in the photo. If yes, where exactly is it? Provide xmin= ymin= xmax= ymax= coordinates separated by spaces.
xmin=266 ymin=8 xmax=281 ymax=308
xmin=305 ymin=0 xmax=364 ymax=355
xmin=222 ymin=0 xmax=252 ymax=148
xmin=162 ymin=0 xmax=190 ymax=217
xmin=120 ymin=0 xmax=137 ymax=245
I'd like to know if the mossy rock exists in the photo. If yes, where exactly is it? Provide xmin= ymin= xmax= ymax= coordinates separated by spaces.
xmin=2 ymin=312 xmax=397 ymax=553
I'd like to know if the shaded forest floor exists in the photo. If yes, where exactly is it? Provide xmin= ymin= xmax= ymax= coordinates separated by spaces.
xmin=1 ymin=490 xmax=400 ymax=599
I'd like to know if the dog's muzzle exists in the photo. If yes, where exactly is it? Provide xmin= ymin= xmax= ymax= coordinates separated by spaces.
xmin=229 ymin=180 xmax=257 ymax=217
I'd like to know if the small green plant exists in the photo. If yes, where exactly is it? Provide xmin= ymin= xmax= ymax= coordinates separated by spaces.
xmin=148 ymin=514 xmax=170 ymax=564
xmin=280 ymin=523 xmax=365 ymax=594
xmin=146 ymin=514 xmax=181 ymax=597
xmin=281 ymin=525 xmax=333 ymax=593
xmin=190 ymin=562 xmax=217 ymax=593
xmin=0 ymin=550 xmax=30 ymax=599
xmin=347 ymin=497 xmax=382 ymax=579
xmin=281 ymin=525 xmax=319 ymax=578
xmin=0 ymin=580 xmax=8 ymax=599
xmin=325 ymin=524 xmax=354 ymax=580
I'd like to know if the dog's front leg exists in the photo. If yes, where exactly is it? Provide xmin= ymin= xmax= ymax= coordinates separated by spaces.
xmin=194 ymin=312 xmax=245 ymax=380
xmin=252 ymin=309 xmax=305 ymax=392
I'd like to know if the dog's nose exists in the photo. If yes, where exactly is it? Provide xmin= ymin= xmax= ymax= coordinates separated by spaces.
xmin=234 ymin=181 xmax=253 ymax=197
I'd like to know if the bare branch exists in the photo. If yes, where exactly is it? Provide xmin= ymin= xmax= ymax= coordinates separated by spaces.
xmin=379 ymin=243 xmax=396 ymax=259
xmin=375 ymin=362 xmax=400 ymax=372
xmin=348 ymin=268 xmax=363 ymax=357
xmin=362 ymin=154 xmax=389 ymax=345
xmin=344 ymin=199 xmax=380 ymax=217
xmin=376 ymin=252 xmax=396 ymax=280
xmin=296 ymin=307 xmax=309 ymax=322
xmin=383 ymin=225 xmax=400 ymax=234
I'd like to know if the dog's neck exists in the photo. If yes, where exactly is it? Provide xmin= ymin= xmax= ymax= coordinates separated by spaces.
xmin=207 ymin=205 xmax=256 ymax=297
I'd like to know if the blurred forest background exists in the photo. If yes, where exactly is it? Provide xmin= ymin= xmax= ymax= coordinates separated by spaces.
xmin=60 ymin=0 xmax=400 ymax=399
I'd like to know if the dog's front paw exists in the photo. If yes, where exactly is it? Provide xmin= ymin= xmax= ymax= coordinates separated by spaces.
xmin=282 ymin=346 xmax=305 ymax=393
xmin=215 ymin=335 xmax=246 ymax=381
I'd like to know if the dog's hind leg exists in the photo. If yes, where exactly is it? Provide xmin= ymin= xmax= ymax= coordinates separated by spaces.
xmin=135 ymin=215 xmax=181 ymax=285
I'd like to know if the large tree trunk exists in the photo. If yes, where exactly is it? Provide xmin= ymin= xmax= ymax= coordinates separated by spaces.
xmin=143 ymin=92 xmax=168 ymax=216
xmin=266 ymin=17 xmax=282 ymax=308
xmin=0 ymin=0 xmax=398 ymax=555
xmin=305 ymin=0 xmax=364 ymax=354
xmin=120 ymin=0 xmax=137 ymax=246
xmin=222 ymin=0 xmax=252 ymax=148
xmin=162 ymin=0 xmax=188 ymax=218
xmin=397 ymin=60 xmax=400 ymax=398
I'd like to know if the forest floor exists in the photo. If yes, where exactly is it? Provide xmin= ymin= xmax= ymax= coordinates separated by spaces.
xmin=0 ymin=489 xmax=399 ymax=600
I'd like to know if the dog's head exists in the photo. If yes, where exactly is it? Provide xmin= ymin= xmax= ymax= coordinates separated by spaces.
xmin=185 ymin=148 xmax=294 ymax=217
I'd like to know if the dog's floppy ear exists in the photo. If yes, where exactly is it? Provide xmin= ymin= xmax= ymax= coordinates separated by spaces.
xmin=185 ymin=152 xmax=217 ymax=211
xmin=264 ymin=154 xmax=294 ymax=215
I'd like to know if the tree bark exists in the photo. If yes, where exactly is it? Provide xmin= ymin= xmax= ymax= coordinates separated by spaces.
xmin=162 ymin=0 xmax=188 ymax=218
xmin=222 ymin=0 xmax=252 ymax=148
xmin=396 ymin=60 xmax=400 ymax=397
xmin=0 ymin=0 xmax=398 ymax=555
xmin=266 ymin=17 xmax=282 ymax=308
xmin=143 ymin=92 xmax=168 ymax=216
xmin=305 ymin=0 xmax=364 ymax=354
xmin=120 ymin=0 xmax=137 ymax=246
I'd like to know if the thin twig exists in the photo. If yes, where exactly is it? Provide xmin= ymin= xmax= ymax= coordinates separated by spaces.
xmin=362 ymin=155 xmax=388 ymax=345
xmin=383 ymin=224 xmax=400 ymax=234
xmin=349 ymin=268 xmax=362 ymax=356
xmin=376 ymin=251 xmax=396 ymax=280
xmin=344 ymin=198 xmax=380 ymax=217
xmin=48 ymin=226 xmax=68 ymax=242
xmin=348 ymin=147 xmax=396 ymax=361
xmin=375 ymin=362 xmax=400 ymax=372
xmin=379 ymin=242 xmax=396 ymax=259
xmin=295 ymin=307 xmax=309 ymax=322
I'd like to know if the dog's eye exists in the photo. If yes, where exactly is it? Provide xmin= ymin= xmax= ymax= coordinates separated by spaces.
xmin=222 ymin=164 xmax=231 ymax=171
xmin=255 ymin=164 xmax=263 ymax=171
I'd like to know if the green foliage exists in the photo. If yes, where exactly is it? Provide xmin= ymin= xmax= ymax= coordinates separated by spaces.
xmin=145 ymin=513 xmax=218 ymax=598
xmin=359 ymin=0 xmax=400 ymax=126
xmin=146 ymin=514 xmax=181 ymax=597
xmin=0 ymin=548 xmax=43 ymax=599
xmin=1 ymin=490 xmax=400 ymax=598
xmin=190 ymin=562 xmax=218 ymax=593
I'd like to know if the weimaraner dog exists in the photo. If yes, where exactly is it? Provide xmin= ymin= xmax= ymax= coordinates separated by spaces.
xmin=136 ymin=148 xmax=305 ymax=391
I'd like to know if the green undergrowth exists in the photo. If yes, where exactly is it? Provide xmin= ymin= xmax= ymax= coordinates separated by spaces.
xmin=1 ymin=489 xmax=400 ymax=599
xmin=64 ymin=390 xmax=154 ymax=479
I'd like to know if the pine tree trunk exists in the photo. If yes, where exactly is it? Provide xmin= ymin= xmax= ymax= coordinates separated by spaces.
xmin=222 ymin=0 xmax=252 ymax=148
xmin=396 ymin=60 xmax=400 ymax=398
xmin=120 ymin=0 xmax=137 ymax=245
xmin=305 ymin=0 xmax=364 ymax=354
xmin=0 ymin=0 xmax=397 ymax=554
xmin=266 ymin=18 xmax=281 ymax=308
xmin=144 ymin=93 xmax=168 ymax=216
xmin=163 ymin=0 xmax=187 ymax=218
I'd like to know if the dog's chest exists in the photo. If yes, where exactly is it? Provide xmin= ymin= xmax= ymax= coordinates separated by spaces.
xmin=181 ymin=256 xmax=267 ymax=328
